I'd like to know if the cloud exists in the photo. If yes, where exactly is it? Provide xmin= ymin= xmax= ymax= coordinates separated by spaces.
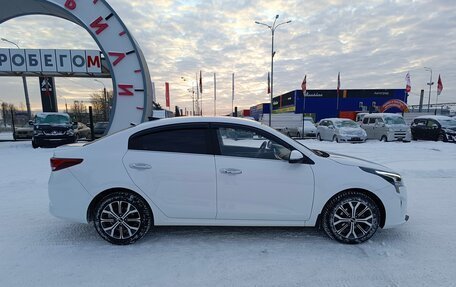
xmin=0 ymin=0 xmax=454 ymax=116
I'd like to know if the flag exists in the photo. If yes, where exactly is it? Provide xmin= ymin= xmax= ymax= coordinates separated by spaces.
xmin=337 ymin=72 xmax=340 ymax=94
xmin=267 ymin=72 xmax=271 ymax=94
xmin=199 ymin=70 xmax=203 ymax=94
xmin=165 ymin=82 xmax=170 ymax=107
xmin=301 ymin=75 xmax=307 ymax=94
xmin=437 ymin=74 xmax=443 ymax=95
xmin=405 ymin=72 xmax=411 ymax=93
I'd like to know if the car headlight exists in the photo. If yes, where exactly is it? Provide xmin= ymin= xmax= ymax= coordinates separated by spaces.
xmin=34 ymin=130 xmax=43 ymax=136
xmin=360 ymin=167 xmax=403 ymax=193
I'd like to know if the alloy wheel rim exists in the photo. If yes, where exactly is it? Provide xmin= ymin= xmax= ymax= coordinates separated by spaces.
xmin=332 ymin=200 xmax=374 ymax=240
xmin=100 ymin=201 xmax=141 ymax=240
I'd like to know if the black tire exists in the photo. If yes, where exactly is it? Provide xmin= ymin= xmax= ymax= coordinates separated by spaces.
xmin=317 ymin=134 xmax=322 ymax=141
xmin=438 ymin=133 xmax=446 ymax=142
xmin=322 ymin=191 xmax=380 ymax=244
xmin=297 ymin=132 xmax=301 ymax=138
xmin=94 ymin=191 xmax=152 ymax=245
xmin=32 ymin=140 xmax=39 ymax=149
xmin=380 ymin=135 xmax=388 ymax=142
xmin=332 ymin=135 xmax=337 ymax=142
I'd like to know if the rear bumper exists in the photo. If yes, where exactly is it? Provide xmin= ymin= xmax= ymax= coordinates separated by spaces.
xmin=48 ymin=169 xmax=92 ymax=223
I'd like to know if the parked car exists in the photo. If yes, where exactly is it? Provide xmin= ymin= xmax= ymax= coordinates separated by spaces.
xmin=361 ymin=113 xmax=411 ymax=142
xmin=93 ymin=122 xmax=109 ymax=138
xmin=297 ymin=117 xmax=317 ymax=138
xmin=76 ymin=122 xmax=91 ymax=139
xmin=14 ymin=123 xmax=34 ymax=140
xmin=31 ymin=112 xmax=78 ymax=148
xmin=48 ymin=117 xmax=408 ymax=245
xmin=411 ymin=115 xmax=456 ymax=142
xmin=316 ymin=118 xmax=367 ymax=143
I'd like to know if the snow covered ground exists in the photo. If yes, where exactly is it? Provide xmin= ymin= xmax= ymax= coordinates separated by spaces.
xmin=1 ymin=138 xmax=455 ymax=286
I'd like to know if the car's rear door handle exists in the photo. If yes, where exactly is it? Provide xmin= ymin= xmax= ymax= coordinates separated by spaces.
xmin=129 ymin=163 xmax=152 ymax=170
xmin=220 ymin=168 xmax=242 ymax=175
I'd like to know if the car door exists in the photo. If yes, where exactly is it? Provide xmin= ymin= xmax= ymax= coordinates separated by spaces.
xmin=213 ymin=124 xmax=315 ymax=221
xmin=361 ymin=117 xmax=372 ymax=139
xmin=123 ymin=124 xmax=217 ymax=219
xmin=426 ymin=119 xmax=440 ymax=140
xmin=318 ymin=120 xmax=329 ymax=140
xmin=411 ymin=119 xmax=426 ymax=139
xmin=374 ymin=118 xmax=385 ymax=139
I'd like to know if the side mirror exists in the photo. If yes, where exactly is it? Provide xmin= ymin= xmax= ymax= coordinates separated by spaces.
xmin=28 ymin=120 xmax=34 ymax=126
xmin=289 ymin=150 xmax=304 ymax=164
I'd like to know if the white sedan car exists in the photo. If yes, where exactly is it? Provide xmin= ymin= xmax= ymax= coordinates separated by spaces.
xmin=317 ymin=118 xmax=367 ymax=143
xmin=49 ymin=117 xmax=408 ymax=245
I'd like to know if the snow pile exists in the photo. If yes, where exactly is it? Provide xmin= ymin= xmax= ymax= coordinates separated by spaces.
xmin=0 ymin=140 xmax=455 ymax=286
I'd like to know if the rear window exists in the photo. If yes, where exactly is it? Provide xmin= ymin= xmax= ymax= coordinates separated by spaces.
xmin=129 ymin=128 xmax=211 ymax=155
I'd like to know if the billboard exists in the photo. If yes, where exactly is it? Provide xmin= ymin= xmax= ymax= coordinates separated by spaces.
xmin=0 ymin=49 xmax=101 ymax=74
xmin=39 ymin=77 xmax=58 ymax=112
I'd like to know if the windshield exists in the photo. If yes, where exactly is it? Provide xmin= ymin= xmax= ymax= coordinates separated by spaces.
xmin=304 ymin=118 xmax=315 ymax=124
xmin=384 ymin=116 xmax=405 ymax=125
xmin=334 ymin=120 xmax=358 ymax=128
xmin=440 ymin=119 xmax=456 ymax=128
xmin=35 ymin=114 xmax=70 ymax=125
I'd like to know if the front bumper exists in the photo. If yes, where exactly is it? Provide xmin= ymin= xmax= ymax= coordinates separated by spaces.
xmin=338 ymin=135 xmax=367 ymax=142
xmin=381 ymin=184 xmax=409 ymax=228
xmin=33 ymin=135 xmax=76 ymax=146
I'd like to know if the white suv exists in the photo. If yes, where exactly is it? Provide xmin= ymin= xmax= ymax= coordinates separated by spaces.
xmin=361 ymin=113 xmax=411 ymax=142
xmin=48 ymin=117 xmax=408 ymax=245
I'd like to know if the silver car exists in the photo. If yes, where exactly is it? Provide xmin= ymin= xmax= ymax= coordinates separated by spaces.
xmin=317 ymin=118 xmax=367 ymax=143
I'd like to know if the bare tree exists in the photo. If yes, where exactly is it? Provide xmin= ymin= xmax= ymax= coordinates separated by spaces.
xmin=90 ymin=90 xmax=113 ymax=122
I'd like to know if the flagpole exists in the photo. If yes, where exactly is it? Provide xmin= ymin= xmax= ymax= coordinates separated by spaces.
xmin=200 ymin=71 xmax=203 ymax=116
xmin=214 ymin=73 xmax=216 ymax=116
xmin=231 ymin=73 xmax=234 ymax=116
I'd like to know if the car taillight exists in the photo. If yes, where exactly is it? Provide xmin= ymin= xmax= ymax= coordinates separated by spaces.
xmin=50 ymin=158 xmax=83 ymax=171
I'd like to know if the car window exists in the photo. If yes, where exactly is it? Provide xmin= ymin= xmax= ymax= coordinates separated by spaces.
xmin=217 ymin=126 xmax=291 ymax=161
xmin=426 ymin=120 xmax=438 ymax=127
xmin=368 ymin=118 xmax=376 ymax=124
xmin=414 ymin=119 xmax=426 ymax=126
xmin=384 ymin=116 xmax=406 ymax=125
xmin=129 ymin=128 xmax=211 ymax=154
xmin=362 ymin=117 xmax=369 ymax=124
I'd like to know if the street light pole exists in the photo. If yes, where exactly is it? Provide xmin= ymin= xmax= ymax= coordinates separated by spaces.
xmin=255 ymin=15 xmax=292 ymax=127
xmin=424 ymin=67 xmax=433 ymax=112
xmin=1 ymin=38 xmax=32 ymax=120
xmin=94 ymin=79 xmax=108 ymax=121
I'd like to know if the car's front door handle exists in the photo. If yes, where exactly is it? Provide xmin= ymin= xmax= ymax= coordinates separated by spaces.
xmin=220 ymin=168 xmax=242 ymax=175
xmin=129 ymin=163 xmax=152 ymax=170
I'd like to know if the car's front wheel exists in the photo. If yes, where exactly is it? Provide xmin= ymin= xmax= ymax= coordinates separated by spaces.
xmin=322 ymin=191 xmax=380 ymax=244
xmin=94 ymin=191 xmax=152 ymax=245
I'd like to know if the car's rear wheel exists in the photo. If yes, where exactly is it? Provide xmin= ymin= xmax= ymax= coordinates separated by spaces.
xmin=94 ymin=191 xmax=152 ymax=245
xmin=322 ymin=191 xmax=380 ymax=244
xmin=317 ymin=134 xmax=322 ymax=141
xmin=438 ymin=133 xmax=446 ymax=142
xmin=380 ymin=135 xmax=388 ymax=142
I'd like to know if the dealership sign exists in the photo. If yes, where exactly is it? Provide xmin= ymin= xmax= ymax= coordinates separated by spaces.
xmin=0 ymin=0 xmax=154 ymax=134
xmin=0 ymin=49 xmax=101 ymax=73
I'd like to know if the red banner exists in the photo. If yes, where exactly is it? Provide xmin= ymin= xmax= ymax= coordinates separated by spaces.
xmin=165 ymin=82 xmax=170 ymax=107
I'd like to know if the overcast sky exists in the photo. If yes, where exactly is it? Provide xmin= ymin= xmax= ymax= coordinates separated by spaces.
xmin=0 ymin=0 xmax=455 ymax=115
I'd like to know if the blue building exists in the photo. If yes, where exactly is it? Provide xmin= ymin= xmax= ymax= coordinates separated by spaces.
xmin=251 ymin=89 xmax=408 ymax=122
